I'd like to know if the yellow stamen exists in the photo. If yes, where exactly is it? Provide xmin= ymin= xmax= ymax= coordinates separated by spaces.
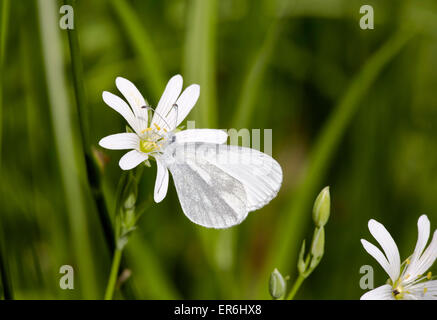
xmin=406 ymin=259 xmax=410 ymax=265
xmin=154 ymin=123 xmax=161 ymax=131
xmin=163 ymin=128 xmax=168 ymax=132
xmin=427 ymin=272 xmax=432 ymax=280
xmin=141 ymin=128 xmax=152 ymax=133
xmin=424 ymin=287 xmax=428 ymax=294
xmin=404 ymin=274 xmax=410 ymax=280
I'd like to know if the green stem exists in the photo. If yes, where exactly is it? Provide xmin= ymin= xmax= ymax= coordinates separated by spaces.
xmin=287 ymin=275 xmax=305 ymax=300
xmin=104 ymin=247 xmax=123 ymax=300
xmin=0 ymin=246 xmax=12 ymax=299
xmin=0 ymin=0 xmax=12 ymax=300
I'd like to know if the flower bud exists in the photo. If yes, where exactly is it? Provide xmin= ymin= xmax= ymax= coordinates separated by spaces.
xmin=312 ymin=186 xmax=330 ymax=227
xmin=269 ymin=268 xmax=286 ymax=299
xmin=311 ymin=227 xmax=325 ymax=260
xmin=297 ymin=240 xmax=308 ymax=275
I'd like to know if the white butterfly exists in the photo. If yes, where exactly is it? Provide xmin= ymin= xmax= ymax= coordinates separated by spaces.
xmin=99 ymin=75 xmax=282 ymax=228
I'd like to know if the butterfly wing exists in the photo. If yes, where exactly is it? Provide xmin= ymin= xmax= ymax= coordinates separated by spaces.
xmin=163 ymin=142 xmax=282 ymax=228
xmin=166 ymin=154 xmax=249 ymax=229
xmin=199 ymin=143 xmax=282 ymax=211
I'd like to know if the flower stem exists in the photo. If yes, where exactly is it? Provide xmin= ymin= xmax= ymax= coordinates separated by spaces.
xmin=104 ymin=247 xmax=123 ymax=300
xmin=287 ymin=274 xmax=305 ymax=300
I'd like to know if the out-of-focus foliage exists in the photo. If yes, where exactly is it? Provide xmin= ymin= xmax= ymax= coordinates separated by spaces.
xmin=1 ymin=0 xmax=437 ymax=299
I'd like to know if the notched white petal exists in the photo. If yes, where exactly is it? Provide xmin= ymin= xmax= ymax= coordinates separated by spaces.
xmin=153 ymin=74 xmax=183 ymax=129
xmin=102 ymin=91 xmax=140 ymax=134
xmin=99 ymin=133 xmax=139 ymax=150
xmin=405 ymin=215 xmax=431 ymax=281
xmin=175 ymin=84 xmax=200 ymax=126
xmin=154 ymin=159 xmax=169 ymax=203
xmin=361 ymin=239 xmax=394 ymax=281
xmin=119 ymin=150 xmax=148 ymax=170
xmin=115 ymin=77 xmax=148 ymax=128
xmin=360 ymin=284 xmax=393 ymax=300
xmin=368 ymin=219 xmax=401 ymax=281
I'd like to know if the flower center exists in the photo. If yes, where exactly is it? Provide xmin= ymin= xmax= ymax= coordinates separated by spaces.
xmin=138 ymin=125 xmax=172 ymax=155
xmin=392 ymin=285 xmax=404 ymax=300
xmin=139 ymin=139 xmax=158 ymax=154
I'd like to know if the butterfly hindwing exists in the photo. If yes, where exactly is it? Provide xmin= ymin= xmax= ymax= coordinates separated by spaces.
xmin=166 ymin=153 xmax=248 ymax=229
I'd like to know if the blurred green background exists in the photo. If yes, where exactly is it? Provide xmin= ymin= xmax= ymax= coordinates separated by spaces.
xmin=1 ymin=0 xmax=437 ymax=299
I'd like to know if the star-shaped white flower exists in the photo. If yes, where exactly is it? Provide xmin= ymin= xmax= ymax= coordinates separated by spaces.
xmin=361 ymin=215 xmax=437 ymax=300
xmin=99 ymin=75 xmax=227 ymax=203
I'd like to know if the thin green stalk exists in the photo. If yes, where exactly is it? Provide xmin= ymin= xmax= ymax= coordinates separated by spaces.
xmin=287 ymin=274 xmax=305 ymax=300
xmin=64 ymin=0 xmax=116 ymax=254
xmin=108 ymin=0 xmax=165 ymax=101
xmin=0 ymin=0 xmax=12 ymax=300
xmin=184 ymin=0 xmax=217 ymax=127
xmin=104 ymin=247 xmax=123 ymax=300
xmin=256 ymin=29 xmax=415 ymax=298
xmin=37 ymin=0 xmax=99 ymax=299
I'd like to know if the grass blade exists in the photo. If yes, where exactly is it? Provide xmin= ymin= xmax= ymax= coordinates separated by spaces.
xmin=37 ymin=0 xmax=99 ymax=299
xmin=183 ymin=0 xmax=217 ymax=127
xmin=64 ymin=0 xmax=116 ymax=256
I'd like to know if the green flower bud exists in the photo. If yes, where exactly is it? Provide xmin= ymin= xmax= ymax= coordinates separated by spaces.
xmin=311 ymin=227 xmax=325 ymax=260
xmin=312 ymin=186 xmax=330 ymax=227
xmin=297 ymin=240 xmax=308 ymax=275
xmin=124 ymin=193 xmax=136 ymax=210
xmin=269 ymin=268 xmax=286 ymax=299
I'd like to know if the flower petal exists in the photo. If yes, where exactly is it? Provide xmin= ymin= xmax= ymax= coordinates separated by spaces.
xmin=175 ymin=129 xmax=228 ymax=144
xmin=405 ymin=215 xmax=431 ymax=282
xmin=361 ymin=239 xmax=393 ymax=280
xmin=175 ymin=84 xmax=200 ymax=127
xmin=154 ymin=159 xmax=169 ymax=203
xmin=407 ymin=280 xmax=437 ymax=300
xmin=99 ymin=133 xmax=139 ymax=150
xmin=368 ymin=219 xmax=401 ymax=281
xmin=119 ymin=150 xmax=148 ymax=170
xmin=115 ymin=77 xmax=148 ymax=130
xmin=153 ymin=74 xmax=183 ymax=130
xmin=360 ymin=284 xmax=394 ymax=300
xmin=408 ymin=230 xmax=437 ymax=280
xmin=102 ymin=91 xmax=140 ymax=134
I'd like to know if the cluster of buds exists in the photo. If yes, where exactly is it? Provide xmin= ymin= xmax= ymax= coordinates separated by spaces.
xmin=298 ymin=186 xmax=330 ymax=277
xmin=269 ymin=186 xmax=330 ymax=300
xmin=115 ymin=168 xmax=145 ymax=250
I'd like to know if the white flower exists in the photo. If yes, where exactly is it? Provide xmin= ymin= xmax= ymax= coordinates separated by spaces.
xmin=361 ymin=215 xmax=437 ymax=300
xmin=98 ymin=75 xmax=282 ymax=228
